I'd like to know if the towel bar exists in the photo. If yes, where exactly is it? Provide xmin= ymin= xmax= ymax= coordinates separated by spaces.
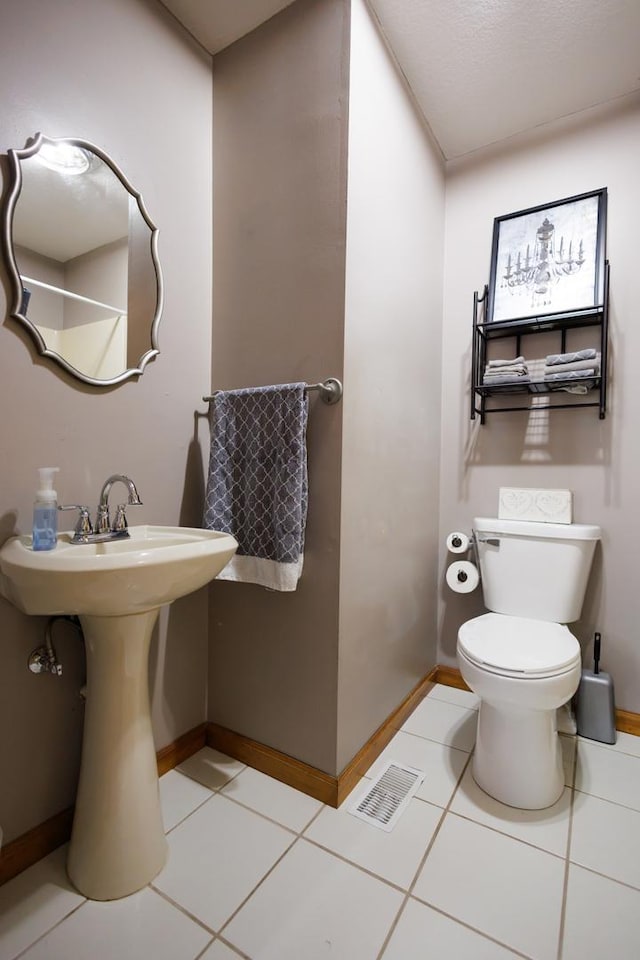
xmin=202 ymin=377 xmax=343 ymax=406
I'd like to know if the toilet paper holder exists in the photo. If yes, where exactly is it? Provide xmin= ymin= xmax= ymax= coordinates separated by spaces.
xmin=446 ymin=530 xmax=483 ymax=589
xmin=446 ymin=530 xmax=498 ymax=586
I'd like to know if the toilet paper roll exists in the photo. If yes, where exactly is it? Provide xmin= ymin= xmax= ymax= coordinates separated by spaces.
xmin=446 ymin=560 xmax=479 ymax=594
xmin=446 ymin=531 xmax=470 ymax=554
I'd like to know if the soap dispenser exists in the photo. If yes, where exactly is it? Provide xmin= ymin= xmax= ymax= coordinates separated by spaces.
xmin=33 ymin=467 xmax=60 ymax=551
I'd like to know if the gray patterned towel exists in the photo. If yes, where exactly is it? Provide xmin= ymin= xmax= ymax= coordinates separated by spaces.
xmin=544 ymin=368 xmax=597 ymax=381
xmin=482 ymin=374 xmax=531 ymax=385
xmin=543 ymin=355 xmax=600 ymax=375
xmin=487 ymin=355 xmax=526 ymax=368
xmin=203 ymin=383 xmax=309 ymax=591
xmin=545 ymin=348 xmax=597 ymax=365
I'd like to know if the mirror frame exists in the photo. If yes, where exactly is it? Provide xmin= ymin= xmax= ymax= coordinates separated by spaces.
xmin=1 ymin=132 xmax=164 ymax=386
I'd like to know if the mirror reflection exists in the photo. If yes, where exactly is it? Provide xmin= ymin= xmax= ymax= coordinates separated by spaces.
xmin=2 ymin=133 xmax=162 ymax=385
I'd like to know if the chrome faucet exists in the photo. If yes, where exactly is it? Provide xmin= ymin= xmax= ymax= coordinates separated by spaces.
xmin=59 ymin=475 xmax=142 ymax=544
xmin=96 ymin=474 xmax=143 ymax=535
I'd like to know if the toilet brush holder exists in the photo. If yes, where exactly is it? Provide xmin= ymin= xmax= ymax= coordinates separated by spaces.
xmin=576 ymin=632 xmax=616 ymax=744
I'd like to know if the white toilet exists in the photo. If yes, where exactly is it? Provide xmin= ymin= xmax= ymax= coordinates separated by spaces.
xmin=457 ymin=516 xmax=600 ymax=810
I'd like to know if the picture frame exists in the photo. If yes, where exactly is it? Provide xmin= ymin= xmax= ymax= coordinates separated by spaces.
xmin=487 ymin=188 xmax=607 ymax=324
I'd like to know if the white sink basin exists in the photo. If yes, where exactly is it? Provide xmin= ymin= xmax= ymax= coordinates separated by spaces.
xmin=0 ymin=524 xmax=237 ymax=616
xmin=0 ymin=524 xmax=237 ymax=901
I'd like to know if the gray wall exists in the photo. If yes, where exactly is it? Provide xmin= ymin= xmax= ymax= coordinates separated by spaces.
xmin=0 ymin=0 xmax=213 ymax=844
xmin=208 ymin=0 xmax=349 ymax=775
xmin=337 ymin=0 xmax=444 ymax=770
xmin=208 ymin=0 xmax=444 ymax=776
xmin=438 ymin=93 xmax=640 ymax=713
xmin=64 ymin=239 xmax=128 ymax=329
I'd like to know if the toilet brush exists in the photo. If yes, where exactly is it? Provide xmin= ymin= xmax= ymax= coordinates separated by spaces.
xmin=576 ymin=632 xmax=616 ymax=744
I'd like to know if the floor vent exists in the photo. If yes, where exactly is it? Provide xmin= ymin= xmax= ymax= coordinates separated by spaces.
xmin=348 ymin=762 xmax=425 ymax=832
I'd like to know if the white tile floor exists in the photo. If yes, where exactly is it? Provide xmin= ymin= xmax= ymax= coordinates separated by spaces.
xmin=2 ymin=683 xmax=640 ymax=959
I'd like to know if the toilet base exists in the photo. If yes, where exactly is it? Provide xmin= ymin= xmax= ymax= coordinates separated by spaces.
xmin=473 ymin=699 xmax=564 ymax=809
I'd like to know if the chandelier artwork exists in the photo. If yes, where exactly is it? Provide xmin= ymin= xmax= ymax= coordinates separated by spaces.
xmin=501 ymin=215 xmax=586 ymax=309
xmin=488 ymin=190 xmax=606 ymax=324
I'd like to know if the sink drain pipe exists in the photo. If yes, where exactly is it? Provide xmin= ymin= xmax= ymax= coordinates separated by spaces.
xmin=28 ymin=615 xmax=84 ymax=678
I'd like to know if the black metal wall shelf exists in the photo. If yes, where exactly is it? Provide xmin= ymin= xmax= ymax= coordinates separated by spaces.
xmin=471 ymin=261 xmax=610 ymax=423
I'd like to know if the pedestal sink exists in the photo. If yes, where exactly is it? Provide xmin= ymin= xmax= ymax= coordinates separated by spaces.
xmin=0 ymin=525 xmax=237 ymax=900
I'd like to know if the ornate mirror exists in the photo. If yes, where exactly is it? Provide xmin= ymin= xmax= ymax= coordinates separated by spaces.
xmin=2 ymin=133 xmax=163 ymax=386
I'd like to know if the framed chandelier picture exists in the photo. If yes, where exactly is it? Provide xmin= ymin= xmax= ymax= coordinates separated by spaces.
xmin=487 ymin=188 xmax=607 ymax=324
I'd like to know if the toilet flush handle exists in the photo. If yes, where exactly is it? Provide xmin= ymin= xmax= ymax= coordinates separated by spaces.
xmin=470 ymin=532 xmax=499 ymax=583
xmin=474 ymin=534 xmax=500 ymax=546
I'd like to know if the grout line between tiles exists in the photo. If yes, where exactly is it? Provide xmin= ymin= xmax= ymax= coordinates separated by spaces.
xmin=374 ymin=746 xmax=474 ymax=959
xmin=170 ymin=761 xmax=324 ymax=838
xmin=163 ymin=790 xmax=217 ymax=836
xmin=407 ymin=746 xmax=472 ymax=887
xmin=299 ymin=835 xmax=408 ymax=895
xmin=216 ymin=834 xmax=300 ymax=938
xmin=11 ymin=897 xmax=88 ymax=960
xmin=445 ymin=807 xmax=569 ymax=862
xmin=396 ymin=728 xmax=475 ymax=755
xmin=390 ymin=745 xmax=558 ymax=960
xmin=214 ymin=792 xmax=299 ymax=837
xmin=214 ymin=802 xmax=327 ymax=941
xmin=215 ymin=801 xmax=448 ymax=953
xmin=572 ymin=784 xmax=640 ymax=814
xmin=406 ymin=900 xmax=537 ymax=960
xmin=399 ymin=726 xmax=475 ymax=755
xmin=214 ymin=934 xmax=253 ymax=959
xmin=192 ymin=934 xmax=250 ymax=960
xmin=556 ymin=736 xmax=579 ymax=960
xmin=565 ymin=860 xmax=640 ymax=894
xmin=572 ymin=731 xmax=640 ymax=812
xmin=192 ymin=934 xmax=216 ymax=960
xmin=426 ymin=690 xmax=480 ymax=711
xmin=149 ymin=885 xmax=220 ymax=936
xmin=164 ymin=770 xmax=307 ymax=841
xmin=299 ymin=798 xmax=326 ymax=831
xmin=576 ymin=736 xmax=640 ymax=760
xmin=218 ymin=783 xmax=328 ymax=836
xmin=173 ymin=760 xmax=247 ymax=795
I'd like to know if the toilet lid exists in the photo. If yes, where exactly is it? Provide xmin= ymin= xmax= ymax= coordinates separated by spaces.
xmin=458 ymin=613 xmax=581 ymax=676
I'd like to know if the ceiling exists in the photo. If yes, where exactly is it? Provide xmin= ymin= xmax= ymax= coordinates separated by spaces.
xmin=160 ymin=0 xmax=640 ymax=159
xmin=14 ymin=149 xmax=129 ymax=262
xmin=160 ymin=0 xmax=297 ymax=56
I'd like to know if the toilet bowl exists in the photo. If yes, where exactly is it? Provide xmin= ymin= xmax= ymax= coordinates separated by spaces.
xmin=458 ymin=613 xmax=581 ymax=808
xmin=455 ymin=517 xmax=600 ymax=810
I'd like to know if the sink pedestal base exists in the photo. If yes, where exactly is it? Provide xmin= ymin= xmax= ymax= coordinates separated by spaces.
xmin=67 ymin=609 xmax=167 ymax=900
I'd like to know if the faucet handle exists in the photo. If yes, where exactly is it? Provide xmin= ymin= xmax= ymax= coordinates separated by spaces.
xmin=95 ymin=503 xmax=110 ymax=534
xmin=58 ymin=504 xmax=93 ymax=538
xmin=112 ymin=503 xmax=128 ymax=532
xmin=112 ymin=500 xmax=141 ymax=533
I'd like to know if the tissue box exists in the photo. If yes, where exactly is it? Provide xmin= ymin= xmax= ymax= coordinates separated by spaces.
xmin=498 ymin=487 xmax=573 ymax=524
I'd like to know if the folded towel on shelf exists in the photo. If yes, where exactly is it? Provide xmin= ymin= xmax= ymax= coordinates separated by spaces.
xmin=543 ymin=356 xmax=600 ymax=375
xmin=545 ymin=348 xmax=598 ymax=366
xmin=203 ymin=383 xmax=309 ymax=591
xmin=548 ymin=383 xmax=590 ymax=395
xmin=484 ymin=364 xmax=528 ymax=378
xmin=484 ymin=364 xmax=528 ymax=382
xmin=482 ymin=373 xmax=531 ymax=385
xmin=487 ymin=356 xmax=526 ymax=368
xmin=544 ymin=368 xmax=598 ymax=381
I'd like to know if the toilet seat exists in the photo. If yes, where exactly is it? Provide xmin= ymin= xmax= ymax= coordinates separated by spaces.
xmin=458 ymin=613 xmax=581 ymax=678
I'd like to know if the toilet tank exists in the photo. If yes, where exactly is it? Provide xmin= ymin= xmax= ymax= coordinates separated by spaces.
xmin=473 ymin=517 xmax=601 ymax=623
